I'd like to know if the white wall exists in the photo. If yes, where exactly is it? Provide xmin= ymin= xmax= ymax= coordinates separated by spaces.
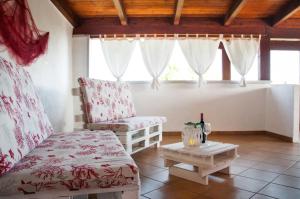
xmin=265 ymin=85 xmax=299 ymax=142
xmin=130 ymin=82 xmax=269 ymax=131
xmin=72 ymin=36 xmax=89 ymax=87
xmin=0 ymin=0 xmax=73 ymax=131
xmin=72 ymin=37 xmax=89 ymax=129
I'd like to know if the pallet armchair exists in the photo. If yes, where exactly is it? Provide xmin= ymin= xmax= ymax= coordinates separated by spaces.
xmin=76 ymin=77 xmax=167 ymax=154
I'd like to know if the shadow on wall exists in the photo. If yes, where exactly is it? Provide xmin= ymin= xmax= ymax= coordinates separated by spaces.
xmin=35 ymin=87 xmax=67 ymax=131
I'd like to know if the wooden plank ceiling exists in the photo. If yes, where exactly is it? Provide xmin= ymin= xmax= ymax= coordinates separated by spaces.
xmin=51 ymin=0 xmax=300 ymax=37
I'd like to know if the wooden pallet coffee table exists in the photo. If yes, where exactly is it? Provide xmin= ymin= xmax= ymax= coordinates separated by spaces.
xmin=160 ymin=141 xmax=239 ymax=185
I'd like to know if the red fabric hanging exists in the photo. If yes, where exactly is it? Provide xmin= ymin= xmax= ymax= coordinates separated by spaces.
xmin=0 ymin=0 xmax=49 ymax=66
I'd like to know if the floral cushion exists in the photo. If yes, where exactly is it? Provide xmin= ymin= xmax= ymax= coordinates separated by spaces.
xmin=78 ymin=78 xmax=119 ymax=123
xmin=116 ymin=82 xmax=136 ymax=119
xmin=88 ymin=116 xmax=167 ymax=132
xmin=0 ymin=57 xmax=54 ymax=177
xmin=78 ymin=78 xmax=136 ymax=123
xmin=0 ymin=130 xmax=139 ymax=198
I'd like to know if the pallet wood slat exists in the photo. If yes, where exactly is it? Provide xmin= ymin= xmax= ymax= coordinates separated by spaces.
xmin=72 ymin=87 xmax=81 ymax=96
xmin=74 ymin=114 xmax=86 ymax=122
xmin=161 ymin=142 xmax=236 ymax=156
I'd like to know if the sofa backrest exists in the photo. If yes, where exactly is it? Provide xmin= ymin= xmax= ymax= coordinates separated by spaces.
xmin=0 ymin=57 xmax=53 ymax=176
xmin=78 ymin=77 xmax=136 ymax=123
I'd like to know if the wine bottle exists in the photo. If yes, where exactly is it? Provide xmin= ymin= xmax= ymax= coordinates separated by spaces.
xmin=200 ymin=113 xmax=206 ymax=143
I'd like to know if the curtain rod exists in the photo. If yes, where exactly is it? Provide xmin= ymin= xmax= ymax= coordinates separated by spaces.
xmin=90 ymin=33 xmax=263 ymax=39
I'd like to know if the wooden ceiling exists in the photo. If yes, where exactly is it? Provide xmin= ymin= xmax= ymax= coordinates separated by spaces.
xmin=51 ymin=0 xmax=300 ymax=37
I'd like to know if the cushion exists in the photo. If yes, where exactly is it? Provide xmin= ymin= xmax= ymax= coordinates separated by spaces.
xmin=0 ymin=57 xmax=53 ymax=176
xmin=116 ymin=82 xmax=136 ymax=119
xmin=88 ymin=116 xmax=167 ymax=132
xmin=0 ymin=130 xmax=139 ymax=198
xmin=78 ymin=78 xmax=136 ymax=123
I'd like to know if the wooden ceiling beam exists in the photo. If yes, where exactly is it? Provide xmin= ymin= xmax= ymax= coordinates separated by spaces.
xmin=50 ymin=0 xmax=78 ymax=27
xmin=174 ymin=0 xmax=185 ymax=25
xmin=112 ymin=0 xmax=127 ymax=25
xmin=73 ymin=17 xmax=300 ymax=39
xmin=272 ymin=0 xmax=300 ymax=27
xmin=224 ymin=0 xmax=248 ymax=26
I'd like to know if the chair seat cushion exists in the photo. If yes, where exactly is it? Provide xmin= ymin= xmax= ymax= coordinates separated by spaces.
xmin=0 ymin=130 xmax=139 ymax=198
xmin=88 ymin=116 xmax=167 ymax=132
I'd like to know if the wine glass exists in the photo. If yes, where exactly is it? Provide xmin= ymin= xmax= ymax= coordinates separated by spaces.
xmin=204 ymin=123 xmax=212 ymax=136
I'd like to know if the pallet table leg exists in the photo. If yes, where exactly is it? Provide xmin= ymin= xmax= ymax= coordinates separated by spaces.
xmin=169 ymin=166 xmax=208 ymax=185
xmin=193 ymin=166 xmax=199 ymax=171
xmin=164 ymin=159 xmax=178 ymax=167
xmin=155 ymin=142 xmax=160 ymax=148
xmin=219 ymin=166 xmax=231 ymax=175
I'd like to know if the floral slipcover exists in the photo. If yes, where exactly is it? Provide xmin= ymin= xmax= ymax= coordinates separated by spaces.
xmin=78 ymin=78 xmax=136 ymax=123
xmin=89 ymin=116 xmax=167 ymax=132
xmin=0 ymin=130 xmax=140 ymax=198
xmin=0 ymin=57 xmax=54 ymax=176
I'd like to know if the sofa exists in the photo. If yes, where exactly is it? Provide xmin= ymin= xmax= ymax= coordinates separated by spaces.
xmin=77 ymin=77 xmax=167 ymax=154
xmin=0 ymin=57 xmax=140 ymax=199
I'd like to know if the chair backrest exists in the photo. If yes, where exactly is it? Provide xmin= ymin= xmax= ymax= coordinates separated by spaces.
xmin=0 ymin=56 xmax=53 ymax=176
xmin=78 ymin=77 xmax=136 ymax=124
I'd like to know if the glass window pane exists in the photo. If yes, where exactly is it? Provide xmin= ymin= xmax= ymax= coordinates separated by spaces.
xmin=89 ymin=39 xmax=115 ymax=80
xmin=231 ymin=54 xmax=259 ymax=81
xmin=271 ymin=50 xmax=300 ymax=84
xmin=204 ymin=49 xmax=222 ymax=80
xmin=161 ymin=42 xmax=222 ymax=81
xmin=122 ymin=43 xmax=152 ymax=81
xmin=160 ymin=42 xmax=197 ymax=80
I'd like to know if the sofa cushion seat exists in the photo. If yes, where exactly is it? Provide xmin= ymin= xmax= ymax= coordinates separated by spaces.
xmin=0 ymin=130 xmax=139 ymax=198
xmin=88 ymin=116 xmax=167 ymax=132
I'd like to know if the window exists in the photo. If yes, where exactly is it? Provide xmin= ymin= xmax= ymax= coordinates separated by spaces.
xmin=89 ymin=39 xmax=152 ymax=81
xmin=230 ymin=55 xmax=259 ymax=81
xmin=122 ymin=43 xmax=152 ymax=81
xmin=204 ymin=49 xmax=222 ymax=81
xmin=161 ymin=42 xmax=222 ymax=81
xmin=89 ymin=39 xmax=223 ymax=81
xmin=271 ymin=50 xmax=300 ymax=84
xmin=89 ymin=39 xmax=115 ymax=80
xmin=160 ymin=42 xmax=197 ymax=81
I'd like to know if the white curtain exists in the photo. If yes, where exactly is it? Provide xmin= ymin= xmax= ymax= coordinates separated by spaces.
xmin=101 ymin=39 xmax=136 ymax=81
xmin=222 ymin=36 xmax=260 ymax=87
xmin=178 ymin=38 xmax=220 ymax=86
xmin=140 ymin=39 xmax=175 ymax=89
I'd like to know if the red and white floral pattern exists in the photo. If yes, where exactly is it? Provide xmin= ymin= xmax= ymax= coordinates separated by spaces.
xmin=0 ymin=130 xmax=139 ymax=197
xmin=0 ymin=57 xmax=53 ymax=176
xmin=89 ymin=116 xmax=167 ymax=132
xmin=78 ymin=78 xmax=136 ymax=123
xmin=116 ymin=82 xmax=136 ymax=119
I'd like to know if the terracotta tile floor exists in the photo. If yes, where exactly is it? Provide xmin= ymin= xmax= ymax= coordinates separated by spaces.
xmin=132 ymin=134 xmax=300 ymax=199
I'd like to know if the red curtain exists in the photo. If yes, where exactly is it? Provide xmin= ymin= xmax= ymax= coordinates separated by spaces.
xmin=0 ymin=0 xmax=49 ymax=66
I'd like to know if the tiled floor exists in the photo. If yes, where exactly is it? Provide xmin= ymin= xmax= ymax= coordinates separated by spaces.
xmin=132 ymin=134 xmax=300 ymax=199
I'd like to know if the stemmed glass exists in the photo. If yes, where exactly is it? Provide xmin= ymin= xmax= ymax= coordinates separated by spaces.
xmin=204 ymin=123 xmax=212 ymax=136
